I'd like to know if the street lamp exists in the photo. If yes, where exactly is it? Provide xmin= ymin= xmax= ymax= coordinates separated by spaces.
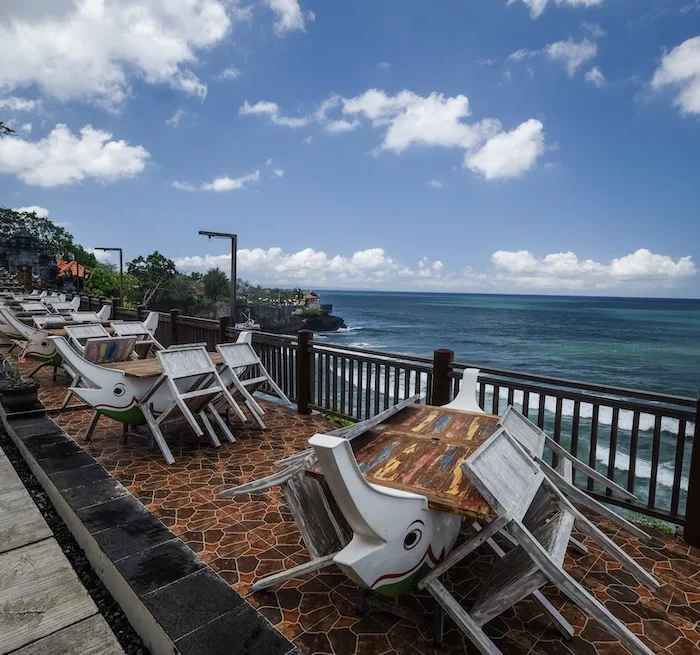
xmin=94 ymin=247 xmax=123 ymax=304
xmin=198 ymin=231 xmax=237 ymax=322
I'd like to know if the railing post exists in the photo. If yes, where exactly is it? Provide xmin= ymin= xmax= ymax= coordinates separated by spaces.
xmin=99 ymin=296 xmax=107 ymax=311
xmin=112 ymin=297 xmax=121 ymax=316
xmin=170 ymin=309 xmax=182 ymax=346
xmin=684 ymin=396 xmax=700 ymax=545
xmin=431 ymin=349 xmax=454 ymax=407
xmin=218 ymin=315 xmax=231 ymax=344
xmin=136 ymin=304 xmax=146 ymax=322
xmin=296 ymin=329 xmax=313 ymax=415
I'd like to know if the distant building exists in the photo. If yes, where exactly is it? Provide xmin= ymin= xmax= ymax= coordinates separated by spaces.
xmin=303 ymin=292 xmax=321 ymax=311
xmin=0 ymin=231 xmax=57 ymax=290
xmin=57 ymin=258 xmax=90 ymax=293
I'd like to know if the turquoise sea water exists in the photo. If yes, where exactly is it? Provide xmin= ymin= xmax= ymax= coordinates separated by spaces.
xmin=313 ymin=292 xmax=700 ymax=516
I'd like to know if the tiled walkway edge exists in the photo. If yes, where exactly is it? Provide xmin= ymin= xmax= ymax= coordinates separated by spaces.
xmin=0 ymin=391 xmax=299 ymax=655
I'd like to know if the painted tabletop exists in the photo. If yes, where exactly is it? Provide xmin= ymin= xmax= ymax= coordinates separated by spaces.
xmin=309 ymin=405 xmax=500 ymax=520
xmin=103 ymin=353 xmax=223 ymax=378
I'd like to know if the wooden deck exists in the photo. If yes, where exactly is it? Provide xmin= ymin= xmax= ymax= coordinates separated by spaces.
xmin=0 ymin=447 xmax=124 ymax=655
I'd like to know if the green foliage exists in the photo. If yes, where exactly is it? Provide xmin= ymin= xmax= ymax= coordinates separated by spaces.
xmin=237 ymin=279 xmax=297 ymax=304
xmin=85 ymin=263 xmax=120 ymax=298
xmin=126 ymin=251 xmax=177 ymax=305
xmin=151 ymin=273 xmax=211 ymax=315
xmin=202 ymin=267 xmax=230 ymax=302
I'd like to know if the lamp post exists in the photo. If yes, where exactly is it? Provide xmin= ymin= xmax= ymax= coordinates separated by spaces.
xmin=198 ymin=231 xmax=237 ymax=323
xmin=94 ymin=246 xmax=123 ymax=304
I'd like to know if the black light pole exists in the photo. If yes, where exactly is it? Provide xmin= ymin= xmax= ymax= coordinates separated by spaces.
xmin=94 ymin=246 xmax=123 ymax=304
xmin=198 ymin=231 xmax=237 ymax=322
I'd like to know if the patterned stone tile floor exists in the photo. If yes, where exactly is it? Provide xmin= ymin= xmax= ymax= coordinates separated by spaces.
xmin=8 ymin=356 xmax=700 ymax=655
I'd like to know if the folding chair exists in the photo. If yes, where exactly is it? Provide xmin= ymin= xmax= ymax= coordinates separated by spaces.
xmin=143 ymin=311 xmax=159 ymax=335
xmin=48 ymin=301 xmax=77 ymax=315
xmin=498 ymin=406 xmax=648 ymax=539
xmin=70 ymin=296 xmax=81 ymax=311
xmin=139 ymin=347 xmax=243 ymax=464
xmin=19 ymin=302 xmax=49 ymax=314
xmin=444 ymin=368 xmax=483 ymax=413
xmin=64 ymin=324 xmax=110 ymax=354
xmin=110 ymin=320 xmax=164 ymax=358
xmin=60 ymin=336 xmax=137 ymax=409
xmin=417 ymin=428 xmax=657 ymax=655
xmin=33 ymin=314 xmax=67 ymax=329
xmin=215 ymin=342 xmax=291 ymax=428
xmin=69 ymin=312 xmax=102 ymax=323
xmin=97 ymin=304 xmax=111 ymax=321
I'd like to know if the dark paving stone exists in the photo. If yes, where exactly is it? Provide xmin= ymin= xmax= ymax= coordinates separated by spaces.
xmin=61 ymin=476 xmax=128 ymax=511
xmin=25 ymin=435 xmax=82 ymax=460
xmin=36 ymin=450 xmax=95 ymax=474
xmin=175 ymin=604 xmax=294 ymax=655
xmin=93 ymin=514 xmax=174 ymax=562
xmin=142 ymin=568 xmax=245 ymax=641
xmin=49 ymin=462 xmax=110 ymax=491
xmin=7 ymin=414 xmax=62 ymax=439
xmin=115 ymin=538 xmax=206 ymax=597
xmin=77 ymin=495 xmax=151 ymax=533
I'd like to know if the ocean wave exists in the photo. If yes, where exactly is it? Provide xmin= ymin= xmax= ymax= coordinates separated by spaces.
xmin=594 ymin=444 xmax=687 ymax=491
xmin=336 ymin=326 xmax=364 ymax=333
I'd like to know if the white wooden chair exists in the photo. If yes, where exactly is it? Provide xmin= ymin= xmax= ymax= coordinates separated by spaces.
xmin=70 ymin=296 xmax=81 ymax=311
xmin=48 ymin=300 xmax=77 ymax=315
xmin=64 ymin=324 xmax=110 ymax=354
xmin=97 ymin=304 xmax=111 ymax=321
xmin=33 ymin=314 xmax=67 ymax=329
xmin=19 ymin=302 xmax=49 ymax=314
xmin=444 ymin=368 xmax=483 ymax=413
xmin=417 ymin=428 xmax=657 ymax=655
xmin=139 ymin=346 xmax=243 ymax=464
xmin=143 ymin=311 xmax=159 ymax=335
xmin=60 ymin=336 xmax=137 ymax=409
xmin=110 ymin=320 xmax=164 ymax=359
xmin=498 ymin=406 xmax=648 ymax=539
xmin=70 ymin=311 xmax=102 ymax=323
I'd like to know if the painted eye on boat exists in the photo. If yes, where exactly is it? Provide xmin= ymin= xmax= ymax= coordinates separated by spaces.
xmin=41 ymin=341 xmax=49 ymax=347
xmin=403 ymin=528 xmax=422 ymax=550
xmin=113 ymin=384 xmax=126 ymax=397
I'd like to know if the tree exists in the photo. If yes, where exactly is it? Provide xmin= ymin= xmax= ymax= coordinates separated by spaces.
xmin=126 ymin=251 xmax=177 ymax=306
xmin=0 ymin=121 xmax=14 ymax=137
xmin=202 ymin=267 xmax=230 ymax=302
xmin=85 ymin=263 xmax=121 ymax=298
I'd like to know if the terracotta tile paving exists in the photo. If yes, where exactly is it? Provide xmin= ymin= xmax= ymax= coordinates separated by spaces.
xmin=5 ymin=350 xmax=700 ymax=655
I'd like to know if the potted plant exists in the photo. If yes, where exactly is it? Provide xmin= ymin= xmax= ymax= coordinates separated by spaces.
xmin=0 ymin=356 xmax=39 ymax=412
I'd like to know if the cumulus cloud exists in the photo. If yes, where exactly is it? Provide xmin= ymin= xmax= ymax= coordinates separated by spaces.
xmin=0 ymin=124 xmax=149 ymax=187
xmin=651 ymin=36 xmax=700 ymax=115
xmin=546 ymin=39 xmax=598 ymax=75
xmin=585 ymin=66 xmax=606 ymax=87
xmin=13 ymin=205 xmax=49 ymax=218
xmin=173 ymin=169 xmax=260 ymax=192
xmin=0 ymin=0 xmax=244 ymax=111
xmin=509 ymin=0 xmax=604 ymax=20
xmin=465 ymin=119 xmax=545 ymax=180
xmin=219 ymin=66 xmax=241 ymax=80
xmin=85 ymin=248 xmax=115 ymax=264
xmin=273 ymin=168 xmax=285 ymax=178
xmin=242 ymin=89 xmax=546 ymax=180
xmin=174 ymin=244 xmax=695 ymax=291
xmin=0 ymin=96 xmax=40 ymax=112
xmin=263 ymin=0 xmax=309 ymax=35
xmin=492 ymin=248 xmax=695 ymax=289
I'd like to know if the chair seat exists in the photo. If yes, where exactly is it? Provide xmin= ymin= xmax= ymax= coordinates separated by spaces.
xmin=240 ymin=375 xmax=267 ymax=388
xmin=471 ymin=507 xmax=574 ymax=626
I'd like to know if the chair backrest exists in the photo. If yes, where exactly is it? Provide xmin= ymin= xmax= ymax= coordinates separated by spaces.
xmin=49 ymin=301 xmax=76 ymax=314
xmin=70 ymin=312 xmax=102 ymax=323
xmin=83 ymin=336 xmax=137 ymax=364
xmin=216 ymin=342 xmax=260 ymax=370
xmin=464 ymin=427 xmax=544 ymax=520
xmin=33 ymin=315 xmax=66 ymax=328
xmin=20 ymin=302 xmax=48 ymax=313
xmin=156 ymin=346 xmax=216 ymax=380
xmin=498 ymin=406 xmax=546 ymax=458
xmin=167 ymin=342 xmax=208 ymax=350
xmin=65 ymin=323 xmax=110 ymax=346
xmin=97 ymin=304 xmax=111 ymax=321
xmin=110 ymin=320 xmax=151 ymax=338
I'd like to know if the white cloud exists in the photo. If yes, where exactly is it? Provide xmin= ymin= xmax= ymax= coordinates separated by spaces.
xmin=263 ymin=0 xmax=308 ymax=35
xmin=585 ymin=66 xmax=606 ymax=87
xmin=492 ymin=248 xmax=695 ymax=289
xmin=0 ymin=0 xmax=241 ymax=111
xmin=477 ymin=58 xmax=498 ymax=67
xmin=173 ymin=243 xmax=696 ymax=292
xmin=651 ymin=36 xmax=700 ymax=115
xmin=273 ymin=168 xmax=285 ymax=177
xmin=0 ymin=96 xmax=40 ymax=112
xmin=166 ymin=109 xmax=192 ymax=127
xmin=0 ymin=123 xmax=149 ymax=187
xmin=174 ymin=169 xmax=261 ymax=192
xmin=507 ymin=49 xmax=539 ymax=62
xmin=303 ymin=136 xmax=314 ymax=144
xmin=86 ymin=248 xmax=114 ymax=264
xmin=377 ymin=62 xmax=391 ymax=72
xmin=581 ymin=22 xmax=606 ymax=38
xmin=13 ymin=205 xmax=49 ymax=218
xmin=509 ymin=0 xmax=604 ymax=20
xmin=465 ymin=119 xmax=545 ymax=180
xmin=324 ymin=119 xmax=360 ymax=133
xmin=546 ymin=39 xmax=598 ymax=75
xmin=426 ymin=179 xmax=446 ymax=188
xmin=219 ymin=66 xmax=241 ymax=80
xmin=239 ymin=100 xmax=311 ymax=127
xmin=19 ymin=123 xmax=32 ymax=134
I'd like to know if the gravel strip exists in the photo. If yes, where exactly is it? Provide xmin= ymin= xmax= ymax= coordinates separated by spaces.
xmin=0 ymin=430 xmax=150 ymax=655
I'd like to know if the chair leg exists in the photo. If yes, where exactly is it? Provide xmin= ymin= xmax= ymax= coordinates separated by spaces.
xmin=207 ymin=404 xmax=236 ymax=443
xmin=251 ymin=553 xmax=337 ymax=592
xmin=60 ymin=374 xmax=79 ymax=409
xmin=84 ymin=411 xmax=101 ymax=443
xmin=26 ymin=361 xmax=46 ymax=378
xmin=142 ymin=406 xmax=176 ymax=465
xmin=198 ymin=410 xmax=221 ymax=447
xmin=433 ymin=604 xmax=445 ymax=647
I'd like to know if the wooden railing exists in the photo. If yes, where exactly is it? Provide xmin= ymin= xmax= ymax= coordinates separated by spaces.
xmin=81 ymin=297 xmax=700 ymax=542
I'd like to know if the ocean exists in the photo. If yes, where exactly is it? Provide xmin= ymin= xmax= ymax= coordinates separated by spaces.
xmin=314 ymin=291 xmax=700 ymax=517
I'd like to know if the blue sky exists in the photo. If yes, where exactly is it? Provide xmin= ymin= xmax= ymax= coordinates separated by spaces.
xmin=1 ymin=0 xmax=699 ymax=296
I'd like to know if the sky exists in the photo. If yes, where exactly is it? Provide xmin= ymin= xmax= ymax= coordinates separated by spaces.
xmin=1 ymin=0 xmax=699 ymax=297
